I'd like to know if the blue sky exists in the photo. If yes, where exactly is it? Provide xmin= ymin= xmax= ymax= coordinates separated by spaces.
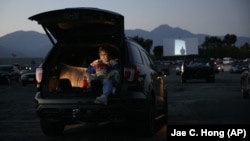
xmin=0 ymin=0 xmax=249 ymax=37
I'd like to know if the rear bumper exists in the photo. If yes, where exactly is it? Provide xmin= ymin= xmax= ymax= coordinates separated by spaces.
xmin=21 ymin=79 xmax=36 ymax=84
xmin=181 ymin=70 xmax=214 ymax=79
xmin=34 ymin=92 xmax=148 ymax=122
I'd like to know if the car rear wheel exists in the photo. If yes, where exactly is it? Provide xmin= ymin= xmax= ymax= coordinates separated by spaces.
xmin=181 ymin=76 xmax=186 ymax=83
xmin=241 ymin=87 xmax=249 ymax=99
xmin=140 ymin=95 xmax=155 ymax=137
xmin=242 ymin=90 xmax=249 ymax=99
xmin=241 ymin=79 xmax=249 ymax=99
xmin=5 ymin=77 xmax=10 ymax=85
xmin=15 ymin=77 xmax=20 ymax=83
xmin=163 ymin=92 xmax=168 ymax=123
xmin=40 ymin=118 xmax=65 ymax=136
xmin=22 ymin=82 xmax=27 ymax=86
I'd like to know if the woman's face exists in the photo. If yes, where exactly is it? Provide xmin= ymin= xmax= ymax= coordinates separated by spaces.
xmin=99 ymin=50 xmax=109 ymax=63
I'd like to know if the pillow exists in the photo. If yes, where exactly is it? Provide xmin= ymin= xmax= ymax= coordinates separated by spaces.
xmin=59 ymin=63 xmax=88 ymax=88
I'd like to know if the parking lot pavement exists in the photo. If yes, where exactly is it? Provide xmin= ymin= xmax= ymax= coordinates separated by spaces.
xmin=0 ymin=83 xmax=46 ymax=140
xmin=167 ymin=71 xmax=250 ymax=125
xmin=0 ymin=83 xmax=166 ymax=141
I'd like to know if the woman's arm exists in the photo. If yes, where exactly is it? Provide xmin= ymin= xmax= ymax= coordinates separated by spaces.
xmin=87 ymin=65 xmax=96 ymax=74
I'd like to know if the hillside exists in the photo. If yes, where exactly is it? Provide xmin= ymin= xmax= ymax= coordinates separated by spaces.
xmin=0 ymin=31 xmax=51 ymax=58
xmin=125 ymin=24 xmax=250 ymax=47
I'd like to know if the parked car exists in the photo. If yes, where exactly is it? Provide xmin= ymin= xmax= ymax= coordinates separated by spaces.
xmin=214 ymin=64 xmax=224 ymax=73
xmin=0 ymin=65 xmax=20 ymax=84
xmin=20 ymin=67 xmax=36 ymax=86
xmin=13 ymin=63 xmax=22 ymax=71
xmin=214 ymin=60 xmax=224 ymax=73
xmin=29 ymin=8 xmax=167 ymax=136
xmin=222 ymin=57 xmax=233 ymax=65
xmin=19 ymin=64 xmax=33 ymax=75
xmin=180 ymin=55 xmax=215 ymax=83
xmin=230 ymin=62 xmax=249 ymax=73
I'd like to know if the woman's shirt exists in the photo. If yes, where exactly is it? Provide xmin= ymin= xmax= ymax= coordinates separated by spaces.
xmin=87 ymin=59 xmax=119 ymax=78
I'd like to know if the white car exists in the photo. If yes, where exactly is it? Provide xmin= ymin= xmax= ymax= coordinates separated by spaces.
xmin=222 ymin=57 xmax=233 ymax=65
xmin=230 ymin=62 xmax=249 ymax=73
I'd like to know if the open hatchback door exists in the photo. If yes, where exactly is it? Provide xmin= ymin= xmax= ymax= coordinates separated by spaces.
xmin=28 ymin=8 xmax=124 ymax=45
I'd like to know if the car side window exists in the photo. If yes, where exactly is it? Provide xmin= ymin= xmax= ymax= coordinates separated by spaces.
xmin=141 ymin=49 xmax=152 ymax=67
xmin=128 ymin=42 xmax=143 ymax=64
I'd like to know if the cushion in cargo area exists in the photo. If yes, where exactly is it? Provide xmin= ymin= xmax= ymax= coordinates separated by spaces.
xmin=59 ymin=63 xmax=88 ymax=88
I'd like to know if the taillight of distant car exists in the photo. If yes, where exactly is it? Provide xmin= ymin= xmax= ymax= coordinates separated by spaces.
xmin=124 ymin=66 xmax=140 ymax=82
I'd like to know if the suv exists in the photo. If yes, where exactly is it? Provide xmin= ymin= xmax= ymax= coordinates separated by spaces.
xmin=29 ymin=8 xmax=167 ymax=136
xmin=181 ymin=55 xmax=215 ymax=83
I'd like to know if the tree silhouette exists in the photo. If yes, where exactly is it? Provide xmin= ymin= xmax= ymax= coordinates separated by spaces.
xmin=131 ymin=35 xmax=153 ymax=53
xmin=199 ymin=34 xmax=250 ymax=59
xmin=153 ymin=45 xmax=163 ymax=58
xmin=223 ymin=34 xmax=237 ymax=46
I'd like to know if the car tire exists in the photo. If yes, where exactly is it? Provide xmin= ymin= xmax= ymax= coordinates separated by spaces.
xmin=40 ymin=118 xmax=65 ymax=136
xmin=21 ymin=81 xmax=27 ymax=86
xmin=241 ymin=88 xmax=249 ymax=99
xmin=241 ymin=79 xmax=249 ymax=99
xmin=163 ymin=91 xmax=168 ymax=123
xmin=242 ymin=89 xmax=249 ymax=99
xmin=16 ymin=77 xmax=19 ymax=83
xmin=5 ymin=77 xmax=10 ymax=85
xmin=22 ymin=82 xmax=27 ymax=86
xmin=140 ymin=95 xmax=155 ymax=137
xmin=181 ymin=76 xmax=186 ymax=83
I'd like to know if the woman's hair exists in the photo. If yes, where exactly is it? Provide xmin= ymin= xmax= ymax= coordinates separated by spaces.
xmin=99 ymin=46 xmax=111 ymax=60
xmin=98 ymin=46 xmax=116 ymax=60
xmin=98 ymin=46 xmax=109 ymax=54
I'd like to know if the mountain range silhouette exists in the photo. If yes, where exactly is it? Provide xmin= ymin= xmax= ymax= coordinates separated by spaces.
xmin=0 ymin=24 xmax=249 ymax=58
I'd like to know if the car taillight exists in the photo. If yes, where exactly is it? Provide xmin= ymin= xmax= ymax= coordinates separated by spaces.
xmin=36 ymin=67 xmax=43 ymax=83
xmin=124 ymin=66 xmax=140 ymax=82
xmin=181 ymin=64 xmax=184 ymax=72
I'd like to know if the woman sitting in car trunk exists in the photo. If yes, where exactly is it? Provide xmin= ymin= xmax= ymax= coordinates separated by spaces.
xmin=86 ymin=46 xmax=119 ymax=105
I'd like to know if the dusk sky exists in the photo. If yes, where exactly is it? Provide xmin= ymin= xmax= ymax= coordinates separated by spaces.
xmin=1 ymin=0 xmax=249 ymax=38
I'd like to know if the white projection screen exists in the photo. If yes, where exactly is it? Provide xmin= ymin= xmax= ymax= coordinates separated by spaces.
xmin=163 ymin=37 xmax=198 ymax=56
